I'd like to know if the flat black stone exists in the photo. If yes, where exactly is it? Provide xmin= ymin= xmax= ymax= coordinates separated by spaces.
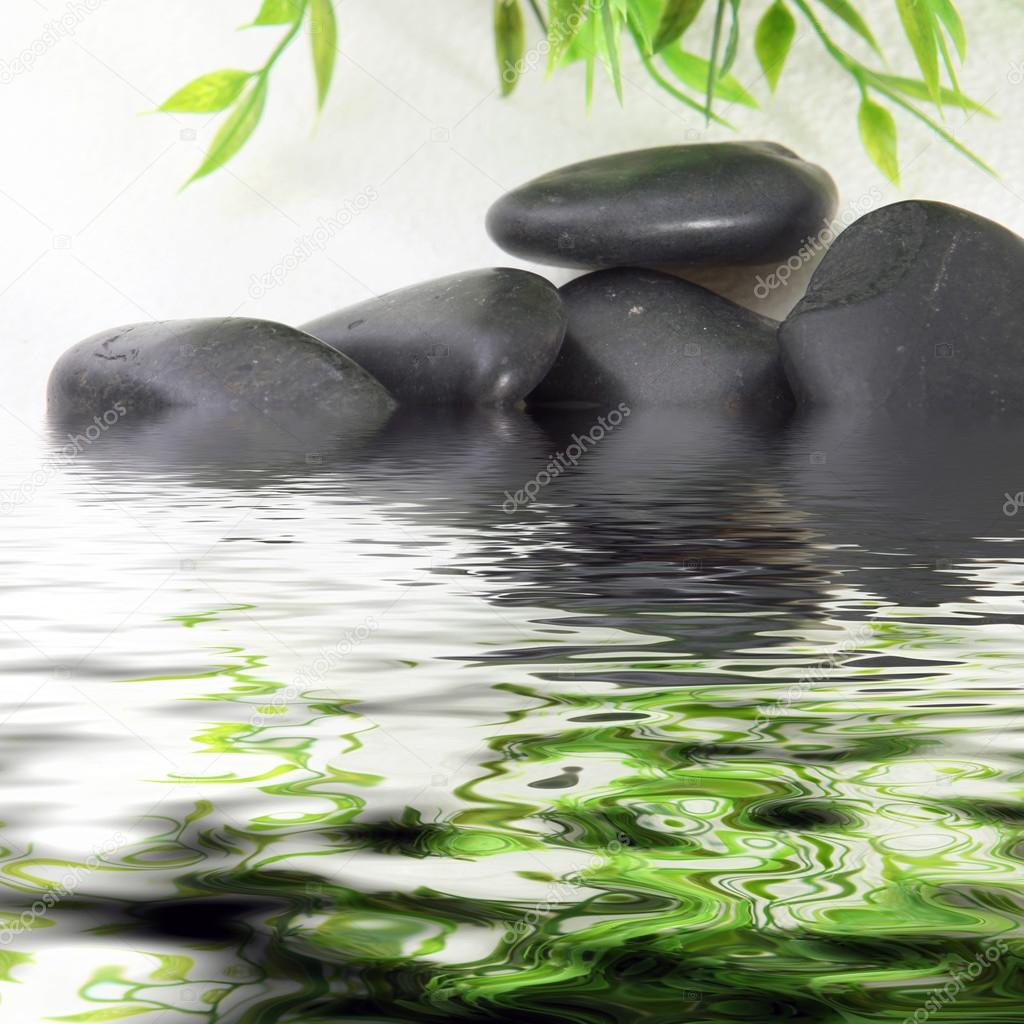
xmin=47 ymin=317 xmax=395 ymax=419
xmin=485 ymin=142 xmax=837 ymax=269
xmin=529 ymin=268 xmax=792 ymax=416
xmin=779 ymin=200 xmax=1024 ymax=414
xmin=303 ymin=269 xmax=567 ymax=406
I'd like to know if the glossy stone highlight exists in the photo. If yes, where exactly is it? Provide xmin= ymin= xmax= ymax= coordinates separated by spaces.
xmin=303 ymin=269 xmax=567 ymax=406
xmin=486 ymin=142 xmax=837 ymax=269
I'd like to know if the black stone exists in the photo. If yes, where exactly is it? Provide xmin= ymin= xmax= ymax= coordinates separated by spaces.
xmin=485 ymin=142 xmax=837 ymax=268
xmin=780 ymin=200 xmax=1024 ymax=414
xmin=529 ymin=268 xmax=792 ymax=416
xmin=47 ymin=317 xmax=395 ymax=420
xmin=303 ymin=269 xmax=567 ymax=406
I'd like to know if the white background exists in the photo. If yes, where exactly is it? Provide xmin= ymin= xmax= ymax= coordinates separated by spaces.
xmin=2 ymin=0 xmax=1022 ymax=421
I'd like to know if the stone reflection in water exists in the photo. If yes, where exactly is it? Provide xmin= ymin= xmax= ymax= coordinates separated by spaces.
xmin=0 ymin=406 xmax=1021 ymax=1021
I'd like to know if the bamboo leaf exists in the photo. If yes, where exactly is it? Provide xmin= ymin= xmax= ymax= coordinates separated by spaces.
xmin=858 ymin=94 xmax=899 ymax=184
xmin=661 ymin=48 xmax=758 ymax=106
xmin=309 ymin=0 xmax=338 ymax=108
xmin=584 ymin=12 xmax=596 ymax=107
xmin=639 ymin=55 xmax=736 ymax=123
xmin=704 ymin=0 xmax=727 ymax=118
xmin=869 ymin=72 xmax=990 ymax=114
xmin=627 ymin=17 xmax=734 ymax=123
xmin=815 ymin=0 xmax=882 ymax=57
xmin=597 ymin=0 xmax=624 ymax=102
xmin=878 ymin=83 xmax=997 ymax=177
xmin=929 ymin=0 xmax=966 ymax=59
xmin=653 ymin=0 xmax=706 ymax=51
xmin=249 ymin=0 xmax=304 ymax=26
xmin=495 ymin=0 xmax=526 ymax=96
xmin=754 ymin=1 xmax=796 ymax=92
xmin=895 ymin=0 xmax=940 ymax=106
xmin=159 ymin=70 xmax=253 ymax=113
xmin=546 ymin=0 xmax=588 ymax=69
xmin=187 ymin=75 xmax=269 ymax=185
xmin=628 ymin=0 xmax=655 ymax=55
xmin=719 ymin=0 xmax=741 ymax=76
xmin=933 ymin=25 xmax=963 ymax=103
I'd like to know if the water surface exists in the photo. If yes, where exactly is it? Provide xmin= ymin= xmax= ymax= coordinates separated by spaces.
xmin=0 ymin=407 xmax=1022 ymax=1022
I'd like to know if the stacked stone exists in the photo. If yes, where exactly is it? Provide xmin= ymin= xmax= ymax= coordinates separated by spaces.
xmin=49 ymin=142 xmax=1024 ymax=426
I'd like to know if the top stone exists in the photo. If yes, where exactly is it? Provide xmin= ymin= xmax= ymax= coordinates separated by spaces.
xmin=485 ymin=142 xmax=837 ymax=269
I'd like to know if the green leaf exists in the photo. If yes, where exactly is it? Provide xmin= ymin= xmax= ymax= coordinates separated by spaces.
xmin=249 ymin=0 xmax=304 ymax=26
xmin=653 ymin=0 xmax=705 ymax=51
xmin=187 ymin=75 xmax=269 ymax=185
xmin=495 ymin=0 xmax=526 ymax=96
xmin=933 ymin=26 xmax=962 ymax=102
xmin=628 ymin=0 xmax=655 ymax=55
xmin=876 ymin=83 xmax=997 ymax=177
xmin=583 ymin=13 xmax=596 ymax=108
xmin=929 ymin=0 xmax=966 ymax=60
xmin=158 ymin=70 xmax=253 ymax=113
xmin=895 ymin=0 xmax=940 ymax=105
xmin=754 ymin=1 xmax=796 ymax=92
xmin=638 ymin=52 xmax=736 ymax=123
xmin=661 ymin=47 xmax=758 ymax=107
xmin=704 ymin=0 xmax=727 ymax=118
xmin=546 ymin=0 xmax=587 ymax=69
xmin=870 ymin=72 xmax=991 ymax=114
xmin=816 ymin=0 xmax=882 ymax=57
xmin=858 ymin=95 xmax=899 ymax=184
xmin=597 ymin=0 xmax=624 ymax=102
xmin=309 ymin=0 xmax=338 ymax=108
xmin=719 ymin=0 xmax=741 ymax=77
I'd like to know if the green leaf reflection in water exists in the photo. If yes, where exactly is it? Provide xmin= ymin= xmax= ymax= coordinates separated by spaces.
xmin=2 ymin=588 xmax=1024 ymax=1022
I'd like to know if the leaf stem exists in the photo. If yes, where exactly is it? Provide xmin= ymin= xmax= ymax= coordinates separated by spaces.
xmin=791 ymin=0 xmax=994 ymax=177
xmin=265 ymin=2 xmax=309 ymax=72
xmin=526 ymin=0 xmax=547 ymax=34
xmin=705 ymin=0 xmax=727 ymax=121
